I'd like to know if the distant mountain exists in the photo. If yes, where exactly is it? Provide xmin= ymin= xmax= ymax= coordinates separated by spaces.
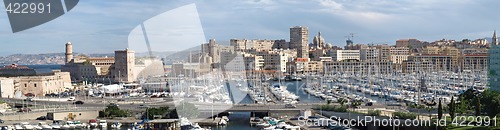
xmin=0 ymin=43 xmax=215 ymax=66
xmin=484 ymin=37 xmax=495 ymax=43
xmin=135 ymin=51 xmax=176 ymax=58
xmin=0 ymin=52 xmax=117 ymax=65
xmin=161 ymin=45 xmax=202 ymax=64
xmin=0 ymin=53 xmax=66 ymax=65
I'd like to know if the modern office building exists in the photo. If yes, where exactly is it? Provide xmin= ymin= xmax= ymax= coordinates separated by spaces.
xmin=323 ymin=60 xmax=393 ymax=75
xmin=390 ymin=47 xmax=410 ymax=64
xmin=401 ymin=60 xmax=434 ymax=73
xmin=230 ymin=39 xmax=276 ymax=52
xmin=360 ymin=46 xmax=379 ymax=62
xmin=376 ymin=44 xmax=392 ymax=62
xmin=290 ymin=26 xmax=309 ymax=58
xmin=489 ymin=30 xmax=500 ymax=91
xmin=256 ymin=50 xmax=291 ymax=72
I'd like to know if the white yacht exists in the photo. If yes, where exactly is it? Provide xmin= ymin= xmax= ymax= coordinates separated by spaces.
xmin=33 ymin=124 xmax=43 ymax=130
xmin=13 ymin=124 xmax=23 ymax=130
xmin=111 ymin=122 xmax=122 ymax=129
xmin=66 ymin=121 xmax=77 ymax=128
xmin=49 ymin=123 xmax=61 ymax=129
xmin=89 ymin=119 xmax=98 ymax=128
xmin=99 ymin=120 xmax=108 ymax=128
xmin=38 ymin=122 xmax=52 ymax=129
xmin=21 ymin=122 xmax=34 ymax=130
xmin=60 ymin=123 xmax=70 ymax=129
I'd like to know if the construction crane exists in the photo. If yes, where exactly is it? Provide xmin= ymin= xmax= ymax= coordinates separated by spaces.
xmin=345 ymin=33 xmax=356 ymax=41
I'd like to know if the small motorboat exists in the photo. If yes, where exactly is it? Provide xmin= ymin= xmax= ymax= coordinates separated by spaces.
xmin=33 ymin=124 xmax=43 ymax=130
xmin=255 ymin=122 xmax=270 ymax=127
xmin=39 ymin=122 xmax=52 ymax=129
xmin=13 ymin=123 xmax=23 ymax=130
xmin=99 ymin=120 xmax=107 ymax=128
xmin=66 ymin=121 xmax=76 ymax=128
xmin=89 ymin=119 xmax=98 ymax=128
xmin=49 ymin=124 xmax=60 ymax=129
xmin=21 ymin=122 xmax=34 ymax=130
xmin=111 ymin=122 xmax=122 ymax=129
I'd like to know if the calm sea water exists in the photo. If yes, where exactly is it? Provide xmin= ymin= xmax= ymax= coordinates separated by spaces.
xmin=212 ymin=112 xmax=259 ymax=130
xmin=216 ymin=81 xmax=321 ymax=129
xmin=25 ymin=64 xmax=62 ymax=70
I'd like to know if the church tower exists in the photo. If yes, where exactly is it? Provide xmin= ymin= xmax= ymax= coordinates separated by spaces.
xmin=313 ymin=32 xmax=325 ymax=49
xmin=493 ymin=30 xmax=498 ymax=46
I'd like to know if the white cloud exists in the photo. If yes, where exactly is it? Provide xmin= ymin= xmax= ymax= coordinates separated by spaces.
xmin=232 ymin=0 xmax=279 ymax=11
xmin=243 ymin=0 xmax=274 ymax=5
xmin=319 ymin=0 xmax=342 ymax=10
xmin=316 ymin=0 xmax=394 ymax=24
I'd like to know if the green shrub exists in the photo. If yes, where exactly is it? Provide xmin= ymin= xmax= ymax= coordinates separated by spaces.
xmin=367 ymin=110 xmax=381 ymax=116
xmin=315 ymin=105 xmax=348 ymax=112
xmin=393 ymin=112 xmax=417 ymax=119
xmin=99 ymin=104 xmax=131 ymax=118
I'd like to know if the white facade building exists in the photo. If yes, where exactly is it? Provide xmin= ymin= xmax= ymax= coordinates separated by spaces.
xmin=390 ymin=47 xmax=410 ymax=64
xmin=331 ymin=50 xmax=360 ymax=61
xmin=0 ymin=78 xmax=14 ymax=98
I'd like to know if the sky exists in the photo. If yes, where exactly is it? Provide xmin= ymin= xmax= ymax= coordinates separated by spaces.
xmin=0 ymin=0 xmax=499 ymax=56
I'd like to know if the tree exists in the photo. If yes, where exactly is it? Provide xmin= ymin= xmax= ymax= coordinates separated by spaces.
xmin=456 ymin=96 xmax=469 ymax=115
xmin=82 ymin=60 xmax=92 ymax=65
xmin=424 ymin=100 xmax=436 ymax=120
xmin=414 ymin=104 xmax=425 ymax=120
xmin=350 ymin=100 xmax=362 ymax=112
xmin=481 ymin=89 xmax=500 ymax=118
xmin=144 ymin=107 xmax=171 ymax=119
xmin=438 ymin=99 xmax=443 ymax=120
xmin=449 ymin=96 xmax=456 ymax=120
xmin=338 ymin=98 xmax=347 ymax=106
xmin=100 ymin=104 xmax=130 ymax=118
xmin=475 ymin=96 xmax=481 ymax=117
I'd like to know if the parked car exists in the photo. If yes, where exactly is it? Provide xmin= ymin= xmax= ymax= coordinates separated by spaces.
xmin=73 ymin=101 xmax=84 ymax=105
xmin=0 ymin=119 xmax=4 ymax=123
xmin=24 ymin=98 xmax=33 ymax=102
xmin=138 ymin=104 xmax=149 ymax=109
xmin=36 ymin=116 xmax=47 ymax=120
xmin=67 ymin=97 xmax=76 ymax=101
xmin=24 ymin=93 xmax=35 ymax=97
xmin=285 ymin=103 xmax=296 ymax=108
xmin=109 ymin=103 xmax=119 ymax=107
xmin=18 ymin=108 xmax=31 ymax=112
